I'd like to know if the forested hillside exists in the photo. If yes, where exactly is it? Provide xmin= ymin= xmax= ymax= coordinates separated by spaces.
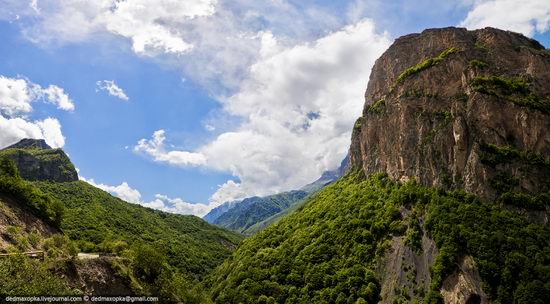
xmin=0 ymin=141 xmax=243 ymax=301
xmin=206 ymin=171 xmax=550 ymax=303
xmin=34 ymin=180 xmax=243 ymax=279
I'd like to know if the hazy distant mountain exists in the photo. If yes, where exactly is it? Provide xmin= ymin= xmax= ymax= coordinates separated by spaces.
xmin=203 ymin=155 xmax=349 ymax=234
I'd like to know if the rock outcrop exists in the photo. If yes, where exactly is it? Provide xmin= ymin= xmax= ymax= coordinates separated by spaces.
xmin=0 ymin=194 xmax=58 ymax=250
xmin=61 ymin=258 xmax=135 ymax=296
xmin=350 ymin=27 xmax=550 ymax=201
xmin=441 ymin=256 xmax=489 ymax=304
xmin=0 ymin=139 xmax=78 ymax=182
xmin=377 ymin=229 xmax=438 ymax=303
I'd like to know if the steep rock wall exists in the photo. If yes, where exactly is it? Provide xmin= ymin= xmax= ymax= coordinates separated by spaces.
xmin=350 ymin=27 xmax=550 ymax=200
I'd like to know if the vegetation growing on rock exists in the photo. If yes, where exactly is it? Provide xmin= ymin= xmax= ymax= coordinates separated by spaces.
xmin=480 ymin=144 xmax=550 ymax=168
xmin=468 ymin=59 xmax=488 ymax=69
xmin=471 ymin=75 xmax=550 ymax=114
xmin=0 ymin=145 xmax=78 ymax=182
xmin=395 ymin=47 xmax=458 ymax=84
xmin=366 ymin=99 xmax=385 ymax=114
xmin=212 ymin=191 xmax=308 ymax=234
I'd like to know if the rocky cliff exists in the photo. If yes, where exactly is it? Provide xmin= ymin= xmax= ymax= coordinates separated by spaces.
xmin=350 ymin=27 xmax=550 ymax=201
xmin=0 ymin=139 xmax=78 ymax=182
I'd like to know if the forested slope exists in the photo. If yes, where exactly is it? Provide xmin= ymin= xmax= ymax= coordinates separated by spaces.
xmin=206 ymin=171 xmax=550 ymax=303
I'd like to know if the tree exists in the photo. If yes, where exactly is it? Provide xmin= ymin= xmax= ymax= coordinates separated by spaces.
xmin=132 ymin=244 xmax=168 ymax=283
xmin=0 ymin=157 xmax=20 ymax=178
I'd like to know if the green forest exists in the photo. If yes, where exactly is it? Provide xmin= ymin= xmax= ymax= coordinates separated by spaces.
xmin=0 ymin=156 xmax=241 ymax=302
xmin=33 ymin=180 xmax=243 ymax=280
xmin=205 ymin=171 xmax=550 ymax=304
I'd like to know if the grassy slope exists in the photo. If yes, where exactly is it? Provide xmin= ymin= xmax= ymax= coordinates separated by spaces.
xmin=205 ymin=171 xmax=550 ymax=304
xmin=33 ymin=181 xmax=243 ymax=280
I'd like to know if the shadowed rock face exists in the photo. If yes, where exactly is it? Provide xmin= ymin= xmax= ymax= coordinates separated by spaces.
xmin=0 ymin=139 xmax=78 ymax=182
xmin=350 ymin=27 xmax=550 ymax=200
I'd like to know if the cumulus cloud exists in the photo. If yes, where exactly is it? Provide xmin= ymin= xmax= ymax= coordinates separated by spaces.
xmin=0 ymin=76 xmax=33 ymax=116
xmin=461 ymin=0 xmax=550 ymax=37
xmin=96 ymin=80 xmax=129 ymax=101
xmin=82 ymin=177 xmax=142 ymax=204
xmin=0 ymin=75 xmax=74 ymax=116
xmin=134 ymin=130 xmax=207 ymax=167
xmin=42 ymin=84 xmax=75 ymax=111
xmin=0 ymin=75 xmax=72 ymax=149
xmin=209 ymin=180 xmax=248 ymax=205
xmin=19 ymin=0 xmax=217 ymax=55
xmin=81 ymin=176 xmax=212 ymax=216
xmin=143 ymin=194 xmax=213 ymax=217
xmin=0 ymin=116 xmax=65 ymax=148
xmin=135 ymin=21 xmax=390 ymax=202
xmin=4 ymin=1 xmax=355 ymax=93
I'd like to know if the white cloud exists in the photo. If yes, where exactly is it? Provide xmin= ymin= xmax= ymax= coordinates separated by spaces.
xmin=0 ymin=116 xmax=65 ymax=149
xmin=96 ymin=80 xmax=129 ymax=101
xmin=0 ymin=75 xmax=72 ymax=149
xmin=35 ymin=117 xmax=65 ymax=148
xmin=135 ymin=21 xmax=390 ymax=203
xmin=4 ymin=1 xmax=354 ymax=93
xmin=0 ymin=75 xmax=74 ymax=116
xmin=30 ymin=0 xmax=40 ymax=14
xmin=0 ymin=76 xmax=33 ymax=116
xmin=204 ymin=123 xmax=216 ymax=132
xmin=81 ymin=176 xmax=213 ymax=216
xmin=134 ymin=130 xmax=207 ymax=167
xmin=461 ymin=0 xmax=550 ymax=37
xmin=20 ymin=0 xmax=217 ymax=56
xmin=82 ymin=177 xmax=142 ymax=204
xmin=209 ymin=180 xmax=248 ymax=205
xmin=143 ymin=194 xmax=213 ymax=217
xmin=42 ymin=85 xmax=75 ymax=111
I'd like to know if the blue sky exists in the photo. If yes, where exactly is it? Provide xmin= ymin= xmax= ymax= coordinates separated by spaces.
xmin=0 ymin=0 xmax=549 ymax=216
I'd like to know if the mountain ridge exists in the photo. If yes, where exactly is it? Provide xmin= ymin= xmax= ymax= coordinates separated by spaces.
xmin=203 ymin=155 xmax=349 ymax=234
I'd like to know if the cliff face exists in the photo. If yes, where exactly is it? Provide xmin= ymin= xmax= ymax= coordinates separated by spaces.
xmin=0 ymin=139 xmax=78 ymax=182
xmin=350 ymin=27 xmax=550 ymax=200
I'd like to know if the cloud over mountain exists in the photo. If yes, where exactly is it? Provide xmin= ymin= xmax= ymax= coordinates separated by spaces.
xmin=461 ymin=0 xmax=550 ymax=37
xmin=0 ymin=75 xmax=73 ymax=148
xmin=135 ymin=20 xmax=390 ymax=203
